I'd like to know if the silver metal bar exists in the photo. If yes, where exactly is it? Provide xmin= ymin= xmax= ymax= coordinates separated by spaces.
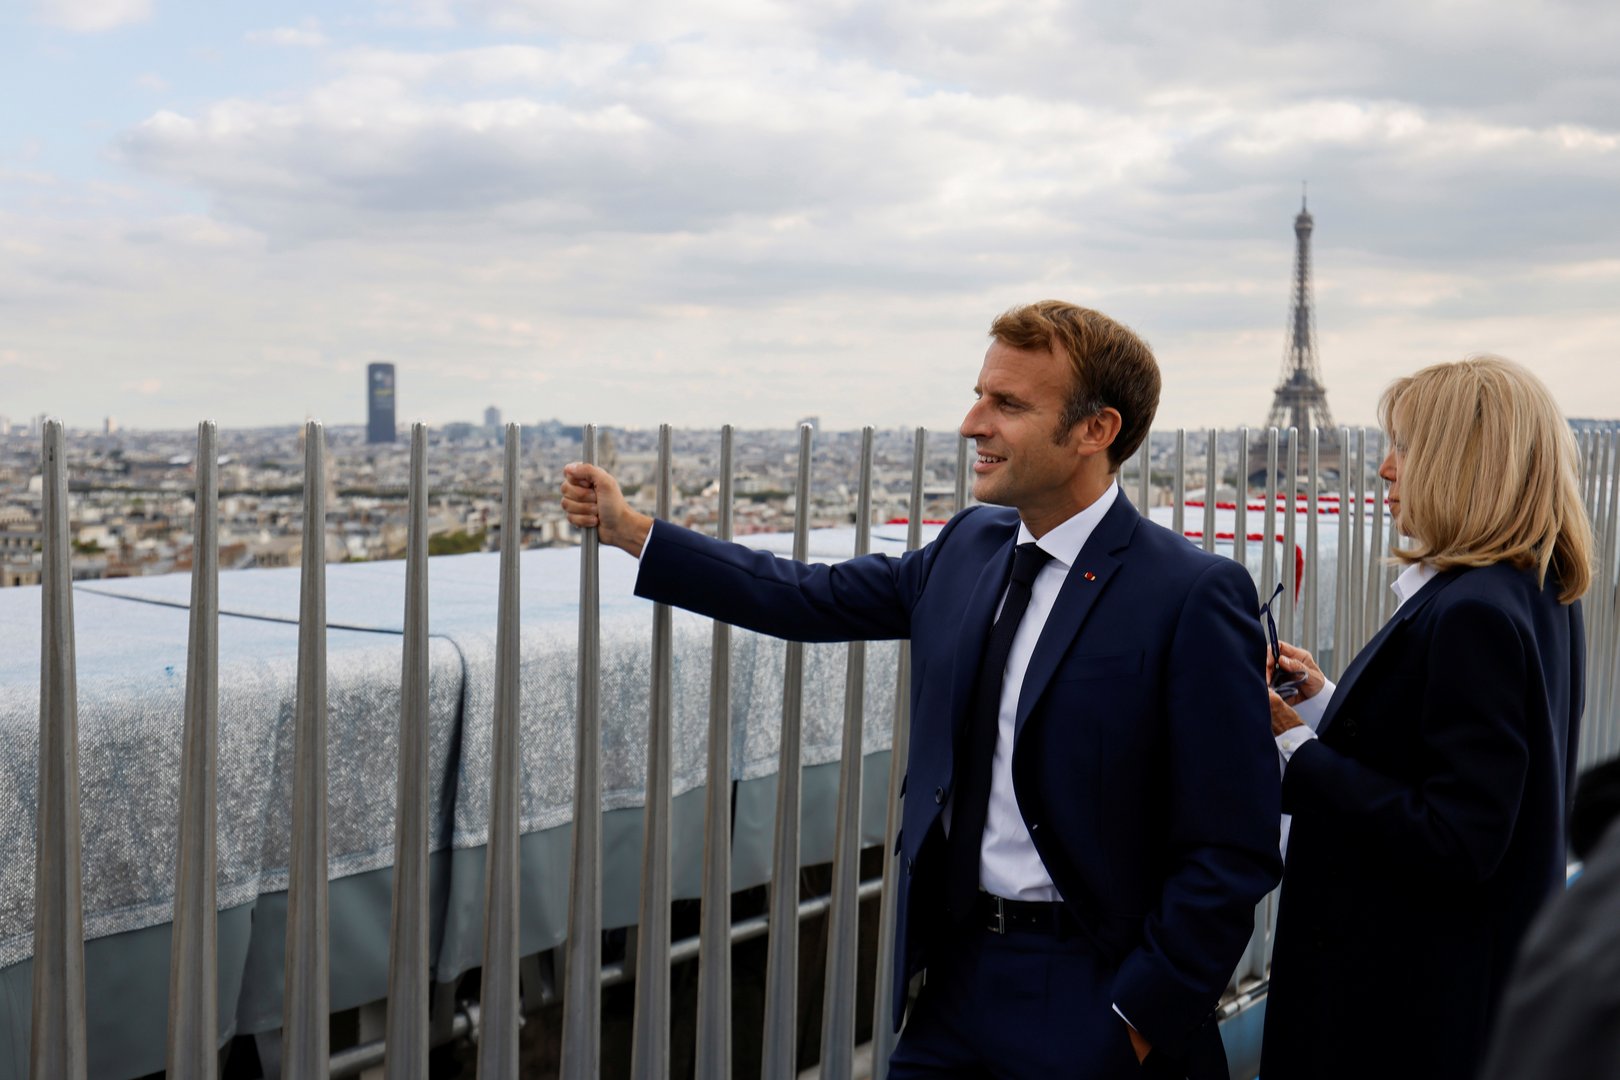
xmin=696 ymin=425 xmax=735 ymax=1080
xmin=30 ymin=420 xmax=87 ymax=1080
xmin=1261 ymin=429 xmax=1278 ymax=600
xmin=1234 ymin=428 xmax=1249 ymax=572
xmin=168 ymin=421 xmax=220 ymax=1080
xmin=1581 ymin=432 xmax=1599 ymax=523
xmin=284 ymin=421 xmax=330 ymax=1076
xmin=1350 ymin=429 xmax=1368 ymax=654
xmin=1592 ymin=432 xmax=1614 ymax=765
xmin=1597 ymin=432 xmax=1620 ymax=762
xmin=386 ymin=423 xmax=431 ymax=1079
xmin=1332 ymin=427 xmax=1352 ymax=678
xmin=1580 ymin=433 xmax=1605 ymax=764
xmin=1304 ymin=429 xmax=1320 ymax=656
xmin=477 ymin=424 xmax=524 ymax=1079
xmin=1366 ymin=463 xmax=1387 ymax=636
xmin=763 ymin=423 xmax=814 ymax=1080
xmin=1203 ymin=430 xmax=1217 ymax=554
xmin=1282 ymin=429 xmax=1299 ymax=643
xmin=561 ymin=424 xmax=603 ymax=1080
xmin=819 ymin=427 xmax=874 ymax=1080
xmin=873 ymin=427 xmax=926 ymax=1080
xmin=1136 ymin=437 xmax=1151 ymax=515
xmin=631 ymin=425 xmax=676 ymax=1079
xmin=1172 ymin=429 xmax=1186 ymax=538
xmin=955 ymin=434 xmax=970 ymax=514
xmin=1595 ymin=433 xmax=1616 ymax=761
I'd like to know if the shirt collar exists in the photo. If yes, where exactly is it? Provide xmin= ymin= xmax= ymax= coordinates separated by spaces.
xmin=1014 ymin=482 xmax=1120 ymax=569
xmin=1392 ymin=560 xmax=1439 ymax=610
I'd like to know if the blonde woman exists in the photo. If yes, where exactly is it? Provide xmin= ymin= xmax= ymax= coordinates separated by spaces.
xmin=1259 ymin=356 xmax=1592 ymax=1080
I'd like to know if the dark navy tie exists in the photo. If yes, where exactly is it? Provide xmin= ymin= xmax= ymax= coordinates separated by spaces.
xmin=946 ymin=541 xmax=1054 ymax=919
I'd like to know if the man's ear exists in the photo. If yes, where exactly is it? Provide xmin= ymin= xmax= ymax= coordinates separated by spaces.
xmin=1073 ymin=407 xmax=1123 ymax=461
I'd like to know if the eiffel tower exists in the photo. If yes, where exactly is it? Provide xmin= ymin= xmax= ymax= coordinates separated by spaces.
xmin=1248 ymin=192 xmax=1342 ymax=487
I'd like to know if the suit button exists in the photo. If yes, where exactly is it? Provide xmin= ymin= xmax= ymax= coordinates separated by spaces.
xmin=934 ymin=786 xmax=946 ymax=805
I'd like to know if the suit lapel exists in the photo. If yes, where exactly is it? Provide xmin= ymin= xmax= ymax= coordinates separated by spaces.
xmin=950 ymin=530 xmax=1018 ymax=750
xmin=1013 ymin=496 xmax=1139 ymax=743
xmin=1316 ymin=569 xmax=1456 ymax=737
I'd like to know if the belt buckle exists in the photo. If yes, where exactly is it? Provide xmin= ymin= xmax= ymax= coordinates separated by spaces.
xmin=988 ymin=895 xmax=1007 ymax=935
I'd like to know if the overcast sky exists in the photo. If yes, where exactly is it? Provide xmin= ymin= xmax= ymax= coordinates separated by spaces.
xmin=4 ymin=0 xmax=1617 ymax=434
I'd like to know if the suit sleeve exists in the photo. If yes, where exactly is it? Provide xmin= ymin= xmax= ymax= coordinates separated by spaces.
xmin=1111 ymin=557 xmax=1284 ymax=1053
xmin=1282 ymin=595 xmax=1531 ymax=883
xmin=633 ymin=518 xmax=931 ymax=642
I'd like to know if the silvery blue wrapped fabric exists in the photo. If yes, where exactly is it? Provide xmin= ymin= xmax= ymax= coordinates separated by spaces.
xmin=0 ymin=524 xmax=922 ymax=972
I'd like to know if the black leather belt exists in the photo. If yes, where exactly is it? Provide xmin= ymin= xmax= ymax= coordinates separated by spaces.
xmin=975 ymin=892 xmax=1078 ymax=936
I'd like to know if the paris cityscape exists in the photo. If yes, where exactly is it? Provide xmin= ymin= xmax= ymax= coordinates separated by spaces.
xmin=3 ymin=199 xmax=1617 ymax=590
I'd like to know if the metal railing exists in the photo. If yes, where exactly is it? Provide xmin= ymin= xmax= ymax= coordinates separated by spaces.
xmin=20 ymin=418 xmax=1620 ymax=1078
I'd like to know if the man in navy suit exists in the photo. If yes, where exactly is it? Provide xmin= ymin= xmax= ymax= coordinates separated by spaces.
xmin=562 ymin=300 xmax=1282 ymax=1078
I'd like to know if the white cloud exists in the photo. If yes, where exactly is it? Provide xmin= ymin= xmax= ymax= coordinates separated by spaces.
xmin=246 ymin=21 xmax=330 ymax=48
xmin=8 ymin=1 xmax=1620 ymax=430
xmin=35 ymin=0 xmax=152 ymax=32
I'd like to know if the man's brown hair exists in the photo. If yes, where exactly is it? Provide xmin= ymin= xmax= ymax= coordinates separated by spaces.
xmin=988 ymin=300 xmax=1161 ymax=469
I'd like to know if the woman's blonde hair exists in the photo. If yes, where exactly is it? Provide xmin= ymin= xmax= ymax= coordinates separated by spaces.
xmin=1378 ymin=355 xmax=1592 ymax=603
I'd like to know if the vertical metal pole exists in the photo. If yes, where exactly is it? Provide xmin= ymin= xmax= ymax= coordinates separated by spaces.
xmin=1591 ymin=434 xmax=1613 ymax=765
xmin=477 ymin=425 xmax=523 ymax=1079
xmin=1597 ymin=433 xmax=1620 ymax=762
xmin=1350 ymin=429 xmax=1368 ymax=654
xmin=1578 ymin=434 xmax=1600 ymax=769
xmin=1171 ymin=429 xmax=1186 ymax=539
xmin=1366 ymin=464 xmax=1387 ymax=635
xmin=955 ymin=435 xmax=970 ymax=514
xmin=1261 ymin=429 xmax=1278 ymax=599
xmin=873 ymin=427 xmax=926 ymax=1080
xmin=30 ymin=419 xmax=87 ymax=1080
xmin=284 ymin=421 xmax=330 ymax=1076
xmin=386 ymin=423 xmax=431 ymax=1079
xmin=1304 ymin=430 xmax=1320 ymax=656
xmin=561 ymin=425 xmax=603 ymax=1080
xmin=1136 ymin=437 xmax=1151 ymax=515
xmin=1203 ymin=430 xmax=1218 ymax=554
xmin=763 ymin=423 xmax=813 ymax=1080
xmin=168 ymin=421 xmax=220 ymax=1080
xmin=631 ymin=425 xmax=676 ymax=1079
xmin=696 ymin=425 xmax=735 ymax=1080
xmin=1234 ymin=428 xmax=1249 ymax=572
xmin=819 ymin=428 xmax=873 ymax=1080
xmin=1332 ymin=427 xmax=1352 ymax=678
xmin=1282 ymin=429 xmax=1299 ymax=643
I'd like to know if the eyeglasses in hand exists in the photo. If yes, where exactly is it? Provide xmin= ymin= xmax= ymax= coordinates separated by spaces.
xmin=1261 ymin=581 xmax=1307 ymax=702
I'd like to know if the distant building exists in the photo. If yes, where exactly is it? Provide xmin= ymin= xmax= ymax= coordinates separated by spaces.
xmin=104 ymin=416 xmax=118 ymax=435
xmin=367 ymin=363 xmax=397 ymax=444
xmin=484 ymin=406 xmax=501 ymax=430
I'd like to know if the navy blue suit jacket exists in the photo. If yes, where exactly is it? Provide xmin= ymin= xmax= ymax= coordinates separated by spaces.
xmin=637 ymin=495 xmax=1282 ymax=1066
xmin=1262 ymin=563 xmax=1584 ymax=1080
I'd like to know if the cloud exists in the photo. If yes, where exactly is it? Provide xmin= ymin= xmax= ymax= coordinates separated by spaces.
xmin=35 ymin=0 xmax=152 ymax=32
xmin=246 ymin=21 xmax=329 ymax=48
xmin=10 ymin=1 xmax=1620 ymax=430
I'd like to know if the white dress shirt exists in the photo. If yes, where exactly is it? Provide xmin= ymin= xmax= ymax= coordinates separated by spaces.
xmin=960 ymin=483 xmax=1120 ymax=901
